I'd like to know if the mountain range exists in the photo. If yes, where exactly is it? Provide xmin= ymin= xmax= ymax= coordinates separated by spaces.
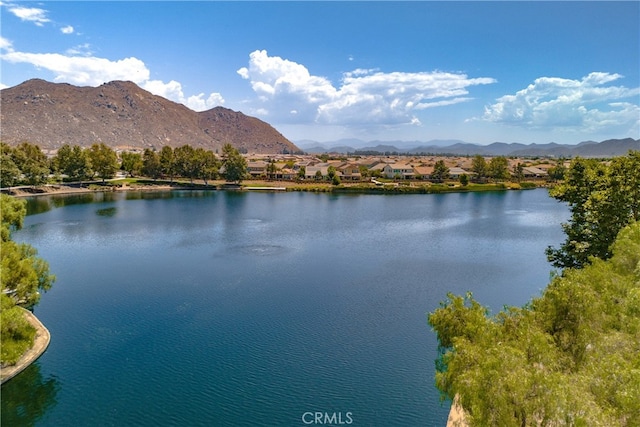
xmin=297 ymin=138 xmax=640 ymax=158
xmin=0 ymin=79 xmax=300 ymax=154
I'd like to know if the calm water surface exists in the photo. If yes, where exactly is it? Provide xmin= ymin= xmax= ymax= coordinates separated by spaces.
xmin=2 ymin=189 xmax=568 ymax=426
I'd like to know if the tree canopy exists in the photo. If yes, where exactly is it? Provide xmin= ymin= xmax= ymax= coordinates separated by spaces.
xmin=222 ymin=143 xmax=247 ymax=183
xmin=546 ymin=152 xmax=640 ymax=269
xmin=1 ymin=194 xmax=56 ymax=364
xmin=430 ymin=221 xmax=640 ymax=426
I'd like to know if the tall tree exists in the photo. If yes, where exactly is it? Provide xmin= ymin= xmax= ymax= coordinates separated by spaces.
xmin=142 ymin=149 xmax=162 ymax=180
xmin=174 ymin=145 xmax=200 ymax=183
xmin=56 ymin=144 xmax=92 ymax=182
xmin=221 ymin=143 xmax=247 ymax=183
xmin=12 ymin=142 xmax=50 ymax=186
xmin=546 ymin=152 xmax=640 ymax=269
xmin=471 ymin=155 xmax=487 ymax=182
xmin=431 ymin=160 xmax=450 ymax=182
xmin=87 ymin=143 xmax=118 ymax=183
xmin=120 ymin=152 xmax=143 ymax=177
xmin=488 ymin=156 xmax=510 ymax=181
xmin=0 ymin=143 xmax=21 ymax=189
xmin=159 ymin=146 xmax=175 ymax=183
xmin=197 ymin=149 xmax=219 ymax=186
xmin=0 ymin=195 xmax=55 ymax=308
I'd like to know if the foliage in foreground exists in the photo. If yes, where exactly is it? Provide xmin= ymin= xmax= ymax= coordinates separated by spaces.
xmin=1 ymin=295 xmax=36 ymax=365
xmin=429 ymin=221 xmax=640 ymax=426
xmin=1 ymin=194 xmax=55 ymax=365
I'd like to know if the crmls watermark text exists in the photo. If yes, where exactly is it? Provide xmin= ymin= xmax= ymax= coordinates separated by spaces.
xmin=302 ymin=412 xmax=353 ymax=425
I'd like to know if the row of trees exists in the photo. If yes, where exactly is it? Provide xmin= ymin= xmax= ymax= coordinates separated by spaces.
xmin=0 ymin=142 xmax=249 ymax=187
xmin=428 ymin=151 xmax=640 ymax=426
xmin=1 ymin=195 xmax=56 ymax=364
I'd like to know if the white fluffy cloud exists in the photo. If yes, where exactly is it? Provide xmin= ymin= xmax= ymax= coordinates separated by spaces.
xmin=6 ymin=4 xmax=50 ymax=26
xmin=0 ymin=45 xmax=224 ymax=111
xmin=61 ymin=25 xmax=74 ymax=34
xmin=238 ymin=49 xmax=495 ymax=126
xmin=143 ymin=79 xmax=224 ymax=111
xmin=483 ymin=72 xmax=640 ymax=132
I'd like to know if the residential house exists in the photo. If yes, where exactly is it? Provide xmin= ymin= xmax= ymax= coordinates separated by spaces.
xmin=383 ymin=163 xmax=415 ymax=179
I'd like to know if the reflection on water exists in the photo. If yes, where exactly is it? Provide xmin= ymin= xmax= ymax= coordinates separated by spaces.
xmin=1 ymin=363 xmax=59 ymax=427
xmin=95 ymin=207 xmax=117 ymax=217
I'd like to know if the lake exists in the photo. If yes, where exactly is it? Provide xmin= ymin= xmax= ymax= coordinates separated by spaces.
xmin=2 ymin=189 xmax=569 ymax=426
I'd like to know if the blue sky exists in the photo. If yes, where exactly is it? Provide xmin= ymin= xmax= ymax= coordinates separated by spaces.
xmin=1 ymin=1 xmax=639 ymax=145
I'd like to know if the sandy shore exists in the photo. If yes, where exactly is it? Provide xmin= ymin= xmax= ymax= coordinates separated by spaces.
xmin=447 ymin=395 xmax=469 ymax=427
xmin=0 ymin=308 xmax=51 ymax=384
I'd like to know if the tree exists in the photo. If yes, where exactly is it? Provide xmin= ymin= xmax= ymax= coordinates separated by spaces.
xmin=12 ymin=142 xmax=50 ymax=186
xmin=142 ymin=149 xmax=162 ymax=180
xmin=471 ymin=155 xmax=487 ymax=182
xmin=431 ymin=160 xmax=450 ymax=182
xmin=198 ymin=149 xmax=220 ymax=186
xmin=174 ymin=145 xmax=200 ymax=184
xmin=547 ymin=163 xmax=566 ymax=182
xmin=429 ymin=222 xmax=640 ymax=426
xmin=266 ymin=160 xmax=278 ymax=180
xmin=159 ymin=146 xmax=175 ymax=183
xmin=1 ymin=195 xmax=55 ymax=365
xmin=0 ymin=143 xmax=20 ymax=189
xmin=0 ymin=195 xmax=55 ymax=308
xmin=297 ymin=166 xmax=306 ymax=180
xmin=221 ymin=143 xmax=247 ymax=183
xmin=55 ymin=144 xmax=92 ymax=182
xmin=459 ymin=173 xmax=469 ymax=186
xmin=488 ymin=156 xmax=510 ymax=181
xmin=87 ymin=143 xmax=118 ymax=183
xmin=120 ymin=152 xmax=143 ymax=177
xmin=546 ymin=152 xmax=640 ymax=269
xmin=513 ymin=162 xmax=524 ymax=182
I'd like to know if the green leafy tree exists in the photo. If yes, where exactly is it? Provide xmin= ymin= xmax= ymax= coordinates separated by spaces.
xmin=87 ymin=143 xmax=118 ymax=183
xmin=547 ymin=163 xmax=566 ymax=182
xmin=159 ymin=146 xmax=175 ymax=183
xmin=0 ymin=143 xmax=21 ymax=189
xmin=459 ymin=173 xmax=469 ymax=186
xmin=0 ymin=195 xmax=55 ymax=308
xmin=266 ymin=160 xmax=278 ymax=180
xmin=513 ymin=162 xmax=524 ymax=182
xmin=1 ymin=195 xmax=55 ymax=365
xmin=488 ymin=156 xmax=510 ymax=181
xmin=142 ymin=149 xmax=162 ymax=180
xmin=120 ymin=152 xmax=143 ymax=177
xmin=471 ymin=155 xmax=487 ymax=182
xmin=297 ymin=166 xmax=306 ymax=180
xmin=56 ymin=144 xmax=92 ymax=182
xmin=546 ymin=152 xmax=640 ymax=269
xmin=174 ymin=145 xmax=201 ymax=184
xmin=429 ymin=222 xmax=640 ymax=426
xmin=12 ymin=142 xmax=50 ymax=186
xmin=221 ymin=143 xmax=247 ymax=183
xmin=431 ymin=160 xmax=450 ymax=182
xmin=198 ymin=149 xmax=220 ymax=185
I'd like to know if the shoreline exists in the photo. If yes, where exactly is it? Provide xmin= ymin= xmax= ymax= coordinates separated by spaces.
xmin=0 ymin=308 xmax=51 ymax=384
xmin=3 ymin=179 xmax=545 ymax=199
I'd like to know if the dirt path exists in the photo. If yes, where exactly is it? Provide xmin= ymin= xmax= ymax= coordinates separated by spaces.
xmin=1 ymin=308 xmax=51 ymax=384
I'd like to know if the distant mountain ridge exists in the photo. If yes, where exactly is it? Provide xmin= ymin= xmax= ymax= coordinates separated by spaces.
xmin=298 ymin=138 xmax=639 ymax=157
xmin=0 ymin=79 xmax=300 ymax=154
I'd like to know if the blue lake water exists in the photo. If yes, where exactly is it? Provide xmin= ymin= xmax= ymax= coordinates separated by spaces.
xmin=2 ymin=189 xmax=568 ymax=426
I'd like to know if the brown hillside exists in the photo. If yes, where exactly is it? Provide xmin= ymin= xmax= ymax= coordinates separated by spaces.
xmin=0 ymin=79 xmax=300 ymax=154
